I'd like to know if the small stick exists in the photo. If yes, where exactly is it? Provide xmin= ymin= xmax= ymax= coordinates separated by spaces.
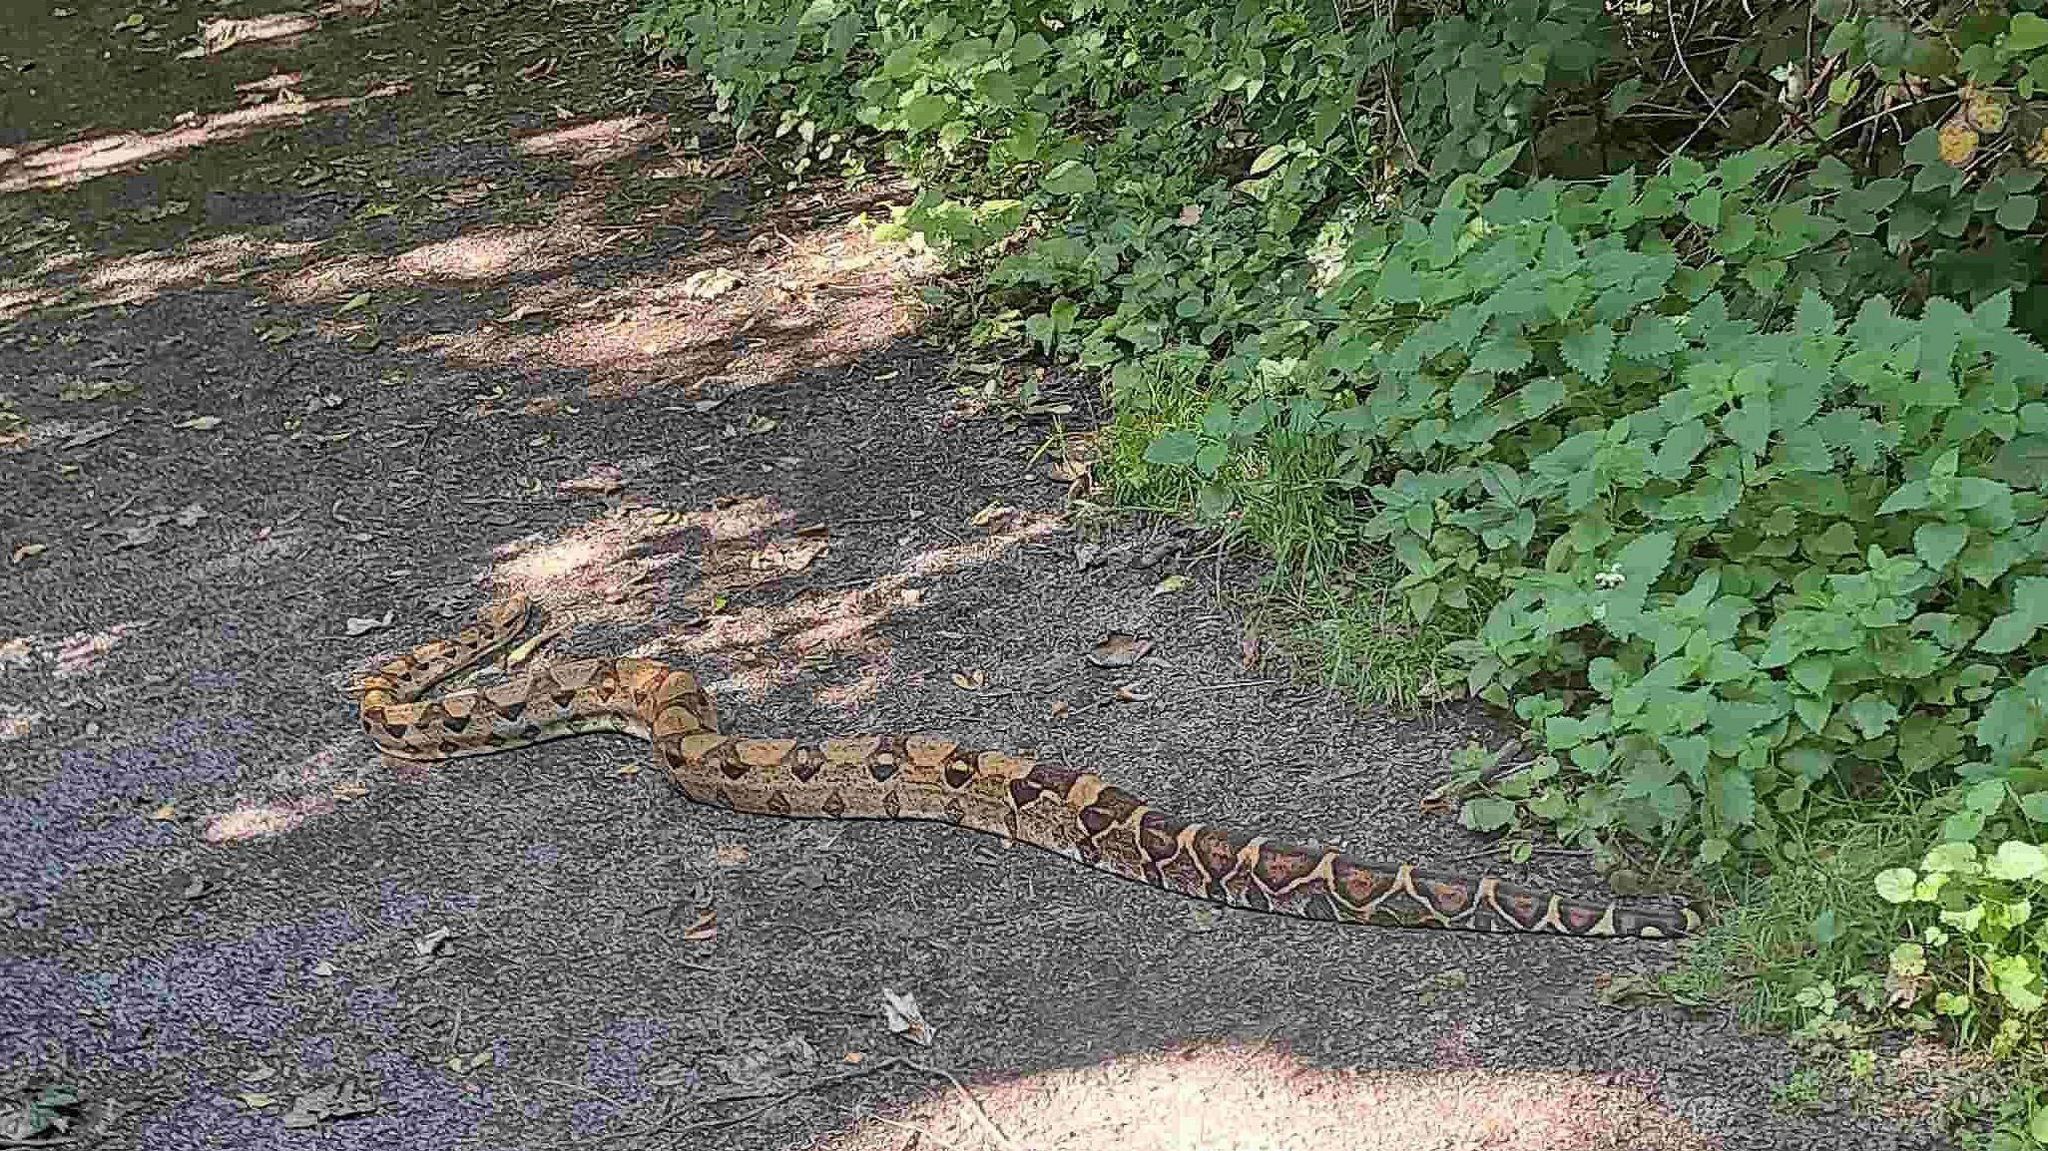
xmin=903 ymin=1061 xmax=1017 ymax=1151
xmin=523 ymin=1076 xmax=637 ymax=1113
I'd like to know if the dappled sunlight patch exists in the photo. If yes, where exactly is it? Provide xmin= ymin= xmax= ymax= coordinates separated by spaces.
xmin=183 ymin=12 xmax=322 ymax=57
xmin=2 ymin=622 xmax=151 ymax=681
xmin=0 ymin=283 xmax=60 ymax=325
xmin=820 ymin=1043 xmax=1714 ymax=1151
xmin=436 ymin=215 xmax=936 ymax=397
xmin=492 ymin=498 xmax=796 ymax=628
xmin=270 ymin=186 xmax=618 ymax=306
xmin=203 ymin=796 xmax=333 ymax=843
xmin=0 ymin=90 xmax=383 ymax=193
xmin=0 ymin=706 xmax=42 ymax=742
xmin=902 ymin=512 xmax=1066 ymax=578
xmin=78 ymin=234 xmax=322 ymax=310
xmin=515 ymin=115 xmax=669 ymax=168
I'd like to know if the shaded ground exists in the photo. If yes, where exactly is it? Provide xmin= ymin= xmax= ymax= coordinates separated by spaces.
xmin=0 ymin=3 xmax=1963 ymax=1149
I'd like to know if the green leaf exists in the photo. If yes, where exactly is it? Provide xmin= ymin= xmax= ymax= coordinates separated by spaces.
xmin=1247 ymin=144 xmax=1289 ymax=176
xmin=1614 ymin=531 xmax=1676 ymax=589
xmin=1142 ymin=431 xmax=1201 ymax=467
xmin=1875 ymin=867 xmax=1920 ymax=903
xmin=1844 ymin=693 xmax=1901 ymax=739
xmin=1711 ymin=767 xmax=1756 ymax=826
xmin=903 ymin=93 xmax=951 ymax=132
xmin=1460 ymin=796 xmax=1518 ymax=832
xmin=1997 ymin=194 xmax=2039 ymax=232
xmin=1479 ymin=141 xmax=1525 ymax=181
xmin=1041 ymin=160 xmax=1097 ymax=196
xmin=1987 ymin=840 xmax=2048 ymax=881
xmin=1975 ymin=611 xmax=2039 ymax=654
xmin=1913 ymin=522 xmax=1969 ymax=570
xmin=2010 ymin=12 xmax=2048 ymax=52
xmin=1560 ymin=325 xmax=1615 ymax=383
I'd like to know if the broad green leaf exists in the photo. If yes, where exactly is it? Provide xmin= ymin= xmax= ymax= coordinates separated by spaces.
xmin=1997 ymin=194 xmax=2039 ymax=231
xmin=1247 ymin=144 xmax=1289 ymax=175
xmin=1987 ymin=840 xmax=2048 ymax=881
xmin=1560 ymin=325 xmax=1615 ymax=383
xmin=1614 ymin=531 xmax=1676 ymax=589
xmin=1460 ymin=797 xmax=1517 ymax=832
xmin=2011 ymin=12 xmax=2048 ymax=52
xmin=1913 ymin=522 xmax=1969 ymax=570
xmin=1142 ymin=431 xmax=1201 ymax=467
xmin=1042 ymin=160 xmax=1097 ymax=195
xmin=1875 ymin=867 xmax=1919 ymax=903
xmin=1975 ymin=611 xmax=2039 ymax=653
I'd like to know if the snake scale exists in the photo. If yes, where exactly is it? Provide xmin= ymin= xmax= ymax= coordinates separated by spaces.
xmin=355 ymin=596 xmax=1696 ymax=938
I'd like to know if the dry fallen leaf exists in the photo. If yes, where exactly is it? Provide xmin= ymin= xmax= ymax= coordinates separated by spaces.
xmin=172 ymin=503 xmax=208 ymax=528
xmin=345 ymin=611 xmax=394 ymax=637
xmin=414 ymin=927 xmax=452 ymax=956
xmin=174 ymin=415 xmax=223 ymax=431
xmin=1152 ymin=573 xmax=1191 ymax=596
xmin=331 ymin=781 xmax=368 ymax=801
xmin=843 ymin=1051 xmax=865 ymax=1065
xmin=712 ymin=844 xmax=750 ymax=867
xmin=1048 ymin=700 xmax=1070 ymax=719
xmin=1177 ymin=203 xmax=1203 ymax=227
xmin=150 ymin=802 xmax=178 ymax=821
xmin=683 ymin=909 xmax=719 ymax=942
xmin=969 ymin=501 xmax=1016 ymax=528
xmin=881 ymin=987 xmax=934 ymax=1047
xmin=680 ymin=267 xmax=742 ymax=299
xmin=10 ymin=542 xmax=46 ymax=564
xmin=1086 ymin=632 xmax=1153 ymax=668
xmin=1113 ymin=683 xmax=1154 ymax=703
xmin=950 ymin=668 xmax=986 ymax=691
xmin=557 ymin=464 xmax=623 ymax=496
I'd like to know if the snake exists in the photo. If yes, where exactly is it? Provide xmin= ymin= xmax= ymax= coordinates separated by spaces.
xmin=354 ymin=596 xmax=1697 ymax=938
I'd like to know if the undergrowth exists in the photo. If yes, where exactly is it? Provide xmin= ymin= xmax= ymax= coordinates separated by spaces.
xmin=625 ymin=0 xmax=2048 ymax=1138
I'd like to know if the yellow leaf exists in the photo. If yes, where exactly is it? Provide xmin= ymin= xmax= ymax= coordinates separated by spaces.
xmin=1152 ymin=574 xmax=1191 ymax=596
xmin=337 ymin=292 xmax=373 ymax=315
xmin=174 ymin=415 xmax=223 ymax=430
xmin=1939 ymin=118 xmax=1979 ymax=166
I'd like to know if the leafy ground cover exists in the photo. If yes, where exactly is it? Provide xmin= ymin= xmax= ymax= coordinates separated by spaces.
xmin=623 ymin=0 xmax=2048 ymax=1142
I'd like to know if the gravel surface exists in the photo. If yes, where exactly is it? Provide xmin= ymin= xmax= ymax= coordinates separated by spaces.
xmin=1 ymin=2 xmax=1955 ymax=1148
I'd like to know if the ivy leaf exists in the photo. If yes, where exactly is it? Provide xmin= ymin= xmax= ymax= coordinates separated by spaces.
xmin=1913 ymin=522 xmax=1969 ymax=571
xmin=1560 ymin=325 xmax=1615 ymax=383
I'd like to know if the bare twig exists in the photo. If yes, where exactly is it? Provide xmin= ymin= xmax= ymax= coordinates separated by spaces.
xmin=638 ymin=1056 xmax=904 ymax=1145
xmin=904 ymin=1061 xmax=1018 ymax=1151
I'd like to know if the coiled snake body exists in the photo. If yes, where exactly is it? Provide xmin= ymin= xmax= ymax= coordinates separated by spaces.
xmin=356 ymin=597 xmax=1696 ymax=938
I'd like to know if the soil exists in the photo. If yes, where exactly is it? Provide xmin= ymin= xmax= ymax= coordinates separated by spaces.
xmin=0 ymin=2 xmax=1959 ymax=1148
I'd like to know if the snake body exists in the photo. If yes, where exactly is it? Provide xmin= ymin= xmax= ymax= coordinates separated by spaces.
xmin=356 ymin=597 xmax=1696 ymax=938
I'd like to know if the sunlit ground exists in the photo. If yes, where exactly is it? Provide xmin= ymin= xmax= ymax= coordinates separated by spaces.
xmin=821 ymin=1043 xmax=1716 ymax=1151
